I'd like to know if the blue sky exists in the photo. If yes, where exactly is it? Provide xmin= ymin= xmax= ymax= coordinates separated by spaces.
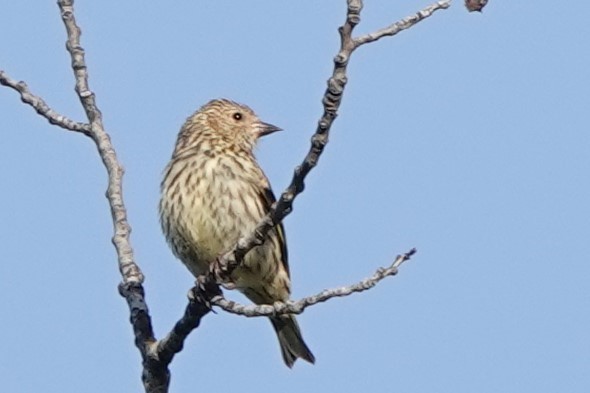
xmin=1 ymin=1 xmax=589 ymax=392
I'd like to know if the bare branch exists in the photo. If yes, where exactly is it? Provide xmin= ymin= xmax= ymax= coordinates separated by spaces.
xmin=57 ymin=0 xmax=157 ymax=391
xmin=212 ymin=249 xmax=416 ymax=317
xmin=0 ymin=70 xmax=90 ymax=134
xmin=117 ymin=284 xmax=155 ymax=346
xmin=353 ymin=1 xmax=451 ymax=48
xmin=123 ymin=283 xmax=218 ymax=393
xmin=57 ymin=0 xmax=143 ymax=285
xmin=154 ymin=279 xmax=221 ymax=365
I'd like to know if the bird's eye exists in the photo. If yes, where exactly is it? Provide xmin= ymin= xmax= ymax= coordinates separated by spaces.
xmin=233 ymin=112 xmax=243 ymax=121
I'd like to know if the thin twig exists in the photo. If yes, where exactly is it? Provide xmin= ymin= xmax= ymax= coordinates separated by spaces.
xmin=353 ymin=1 xmax=451 ymax=48
xmin=212 ymin=249 xmax=416 ymax=317
xmin=0 ymin=70 xmax=90 ymax=134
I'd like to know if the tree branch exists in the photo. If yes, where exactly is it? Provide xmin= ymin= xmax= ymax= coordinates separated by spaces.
xmin=353 ymin=1 xmax=451 ymax=48
xmin=212 ymin=249 xmax=416 ymax=317
xmin=0 ymin=70 xmax=90 ymax=134
xmin=155 ymin=278 xmax=222 ymax=365
xmin=58 ymin=0 xmax=143 ymax=285
xmin=57 ymin=0 xmax=156 ymax=391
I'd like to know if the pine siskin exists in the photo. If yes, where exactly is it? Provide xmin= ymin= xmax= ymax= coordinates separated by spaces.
xmin=159 ymin=98 xmax=315 ymax=367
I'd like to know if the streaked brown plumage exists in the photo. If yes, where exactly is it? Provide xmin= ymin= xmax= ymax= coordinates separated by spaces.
xmin=159 ymin=98 xmax=314 ymax=367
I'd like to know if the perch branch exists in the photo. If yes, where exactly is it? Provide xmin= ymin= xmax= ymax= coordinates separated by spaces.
xmin=154 ymin=278 xmax=222 ymax=365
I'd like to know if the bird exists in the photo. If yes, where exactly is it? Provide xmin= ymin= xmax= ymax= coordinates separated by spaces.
xmin=159 ymin=98 xmax=315 ymax=367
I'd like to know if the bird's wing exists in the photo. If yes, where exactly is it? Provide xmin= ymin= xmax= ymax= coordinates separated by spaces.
xmin=260 ymin=185 xmax=290 ymax=276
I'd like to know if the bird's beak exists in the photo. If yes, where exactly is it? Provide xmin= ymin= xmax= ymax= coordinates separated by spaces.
xmin=258 ymin=122 xmax=283 ymax=137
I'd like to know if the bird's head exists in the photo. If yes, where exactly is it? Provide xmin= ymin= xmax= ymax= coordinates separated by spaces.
xmin=175 ymin=99 xmax=282 ymax=155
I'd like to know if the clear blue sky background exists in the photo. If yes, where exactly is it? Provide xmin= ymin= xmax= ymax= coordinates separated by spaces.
xmin=1 ymin=1 xmax=588 ymax=392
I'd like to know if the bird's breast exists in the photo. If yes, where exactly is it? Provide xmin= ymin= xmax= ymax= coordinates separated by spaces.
xmin=161 ymin=154 xmax=265 ymax=272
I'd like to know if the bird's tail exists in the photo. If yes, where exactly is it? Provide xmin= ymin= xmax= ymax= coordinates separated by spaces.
xmin=270 ymin=315 xmax=315 ymax=368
